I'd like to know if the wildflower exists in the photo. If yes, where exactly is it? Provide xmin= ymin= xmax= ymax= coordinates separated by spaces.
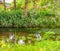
xmin=1 ymin=43 xmax=6 ymax=47
xmin=1 ymin=40 xmax=6 ymax=47
xmin=18 ymin=39 xmax=25 ymax=45
xmin=35 ymin=33 xmax=41 ymax=41
xmin=9 ymin=35 xmax=15 ymax=40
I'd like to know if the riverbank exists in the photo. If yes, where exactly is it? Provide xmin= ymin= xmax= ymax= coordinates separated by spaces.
xmin=0 ymin=40 xmax=60 ymax=51
xmin=0 ymin=28 xmax=60 ymax=34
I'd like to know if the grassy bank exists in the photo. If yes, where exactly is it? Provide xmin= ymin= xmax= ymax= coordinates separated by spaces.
xmin=0 ymin=40 xmax=60 ymax=51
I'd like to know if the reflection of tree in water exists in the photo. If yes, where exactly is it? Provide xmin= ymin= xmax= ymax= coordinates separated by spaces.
xmin=0 ymin=32 xmax=42 ymax=45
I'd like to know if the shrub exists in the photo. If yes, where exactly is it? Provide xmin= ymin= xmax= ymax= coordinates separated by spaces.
xmin=0 ymin=9 xmax=57 ymax=28
xmin=43 ymin=31 xmax=55 ymax=40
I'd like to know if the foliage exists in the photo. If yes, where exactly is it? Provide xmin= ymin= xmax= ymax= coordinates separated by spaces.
xmin=0 ymin=41 xmax=60 ymax=51
xmin=0 ymin=9 xmax=57 ymax=28
xmin=43 ymin=31 xmax=55 ymax=40
xmin=0 ymin=0 xmax=60 ymax=28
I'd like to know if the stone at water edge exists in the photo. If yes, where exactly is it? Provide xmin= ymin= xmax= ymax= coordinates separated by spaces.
xmin=35 ymin=33 xmax=42 ymax=41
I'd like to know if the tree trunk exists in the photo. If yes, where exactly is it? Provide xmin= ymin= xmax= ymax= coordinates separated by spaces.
xmin=25 ymin=0 xmax=28 ymax=17
xmin=14 ymin=0 xmax=16 ymax=9
xmin=3 ymin=0 xmax=6 ymax=10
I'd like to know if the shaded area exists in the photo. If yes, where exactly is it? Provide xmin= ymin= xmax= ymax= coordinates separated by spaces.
xmin=0 ymin=28 xmax=60 ymax=34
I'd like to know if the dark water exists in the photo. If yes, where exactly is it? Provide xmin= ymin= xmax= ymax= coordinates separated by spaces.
xmin=0 ymin=28 xmax=60 ymax=44
xmin=0 ymin=28 xmax=60 ymax=38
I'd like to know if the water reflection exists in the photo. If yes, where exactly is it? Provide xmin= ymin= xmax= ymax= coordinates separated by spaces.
xmin=0 ymin=32 xmax=42 ymax=44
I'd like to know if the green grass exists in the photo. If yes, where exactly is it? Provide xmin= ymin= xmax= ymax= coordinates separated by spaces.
xmin=0 ymin=40 xmax=60 ymax=51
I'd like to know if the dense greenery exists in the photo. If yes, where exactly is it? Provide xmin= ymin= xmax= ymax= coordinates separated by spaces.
xmin=0 ymin=0 xmax=60 ymax=28
xmin=0 ymin=0 xmax=60 ymax=51
xmin=0 ymin=9 xmax=58 ymax=28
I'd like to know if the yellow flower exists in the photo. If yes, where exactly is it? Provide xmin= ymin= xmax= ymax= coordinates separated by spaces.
xmin=1 ymin=43 xmax=6 ymax=47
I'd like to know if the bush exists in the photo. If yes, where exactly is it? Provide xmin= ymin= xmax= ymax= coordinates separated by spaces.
xmin=0 ymin=9 xmax=57 ymax=28
xmin=43 ymin=31 xmax=55 ymax=40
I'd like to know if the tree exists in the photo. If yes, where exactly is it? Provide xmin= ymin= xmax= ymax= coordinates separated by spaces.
xmin=33 ymin=0 xmax=40 ymax=9
xmin=25 ymin=0 xmax=28 ymax=17
xmin=3 ymin=0 xmax=6 ymax=10
xmin=14 ymin=0 xmax=16 ymax=9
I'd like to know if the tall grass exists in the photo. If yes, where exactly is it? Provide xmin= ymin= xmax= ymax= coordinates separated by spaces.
xmin=0 ymin=40 xmax=60 ymax=51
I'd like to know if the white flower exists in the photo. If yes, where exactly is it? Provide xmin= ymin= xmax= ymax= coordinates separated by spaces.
xmin=18 ymin=39 xmax=25 ymax=45
xmin=35 ymin=34 xmax=41 ymax=41
xmin=9 ymin=35 xmax=14 ymax=40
